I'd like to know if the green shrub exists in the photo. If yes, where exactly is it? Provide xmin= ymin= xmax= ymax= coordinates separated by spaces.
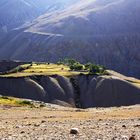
xmin=84 ymin=63 xmax=92 ymax=70
xmin=40 ymin=104 xmax=46 ymax=107
xmin=84 ymin=62 xmax=106 ymax=74
xmin=66 ymin=59 xmax=77 ymax=66
xmin=16 ymin=100 xmax=33 ymax=106
xmin=89 ymin=64 xmax=105 ymax=74
xmin=70 ymin=63 xmax=84 ymax=71
xmin=57 ymin=58 xmax=78 ymax=66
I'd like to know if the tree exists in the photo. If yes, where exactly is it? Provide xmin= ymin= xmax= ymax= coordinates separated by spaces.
xmin=70 ymin=63 xmax=84 ymax=71
xmin=89 ymin=64 xmax=105 ymax=74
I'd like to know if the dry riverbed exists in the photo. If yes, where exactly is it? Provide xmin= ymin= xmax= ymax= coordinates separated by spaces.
xmin=0 ymin=104 xmax=140 ymax=140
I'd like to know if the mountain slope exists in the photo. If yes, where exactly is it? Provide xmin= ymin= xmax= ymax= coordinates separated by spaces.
xmin=0 ymin=0 xmax=140 ymax=78
xmin=0 ymin=0 xmax=79 ymax=32
xmin=26 ymin=0 xmax=140 ymax=35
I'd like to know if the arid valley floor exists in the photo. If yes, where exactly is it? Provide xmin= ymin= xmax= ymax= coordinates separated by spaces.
xmin=0 ymin=104 xmax=140 ymax=140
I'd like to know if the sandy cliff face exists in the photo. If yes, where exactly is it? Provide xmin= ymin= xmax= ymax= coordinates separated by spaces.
xmin=0 ymin=74 xmax=140 ymax=108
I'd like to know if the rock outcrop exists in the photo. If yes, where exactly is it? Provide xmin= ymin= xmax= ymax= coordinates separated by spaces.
xmin=0 ymin=74 xmax=140 ymax=108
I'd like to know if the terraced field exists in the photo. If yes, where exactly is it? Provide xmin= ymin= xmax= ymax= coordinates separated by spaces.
xmin=0 ymin=63 xmax=88 ymax=77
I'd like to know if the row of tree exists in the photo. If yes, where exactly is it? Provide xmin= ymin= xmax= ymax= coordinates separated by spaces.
xmin=57 ymin=58 xmax=106 ymax=75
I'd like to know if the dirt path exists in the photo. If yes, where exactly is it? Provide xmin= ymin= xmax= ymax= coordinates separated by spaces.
xmin=0 ymin=105 xmax=140 ymax=140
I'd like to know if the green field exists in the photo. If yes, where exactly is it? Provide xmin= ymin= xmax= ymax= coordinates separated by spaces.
xmin=0 ymin=63 xmax=88 ymax=77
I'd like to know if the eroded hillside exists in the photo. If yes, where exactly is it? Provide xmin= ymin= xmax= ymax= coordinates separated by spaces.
xmin=0 ymin=62 xmax=140 ymax=108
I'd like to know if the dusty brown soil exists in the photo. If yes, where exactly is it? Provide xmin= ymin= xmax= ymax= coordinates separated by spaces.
xmin=0 ymin=105 xmax=140 ymax=140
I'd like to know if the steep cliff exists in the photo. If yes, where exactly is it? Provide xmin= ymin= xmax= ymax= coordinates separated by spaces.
xmin=0 ymin=74 xmax=140 ymax=108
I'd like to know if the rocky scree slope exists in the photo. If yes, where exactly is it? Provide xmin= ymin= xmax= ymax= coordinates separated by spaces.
xmin=0 ymin=74 xmax=140 ymax=108
xmin=0 ymin=0 xmax=140 ymax=78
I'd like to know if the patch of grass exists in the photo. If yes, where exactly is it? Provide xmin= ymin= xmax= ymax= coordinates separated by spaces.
xmin=0 ymin=96 xmax=34 ymax=107
xmin=0 ymin=96 xmax=17 ymax=106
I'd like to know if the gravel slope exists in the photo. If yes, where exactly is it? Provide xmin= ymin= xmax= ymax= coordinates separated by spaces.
xmin=0 ymin=105 xmax=140 ymax=140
